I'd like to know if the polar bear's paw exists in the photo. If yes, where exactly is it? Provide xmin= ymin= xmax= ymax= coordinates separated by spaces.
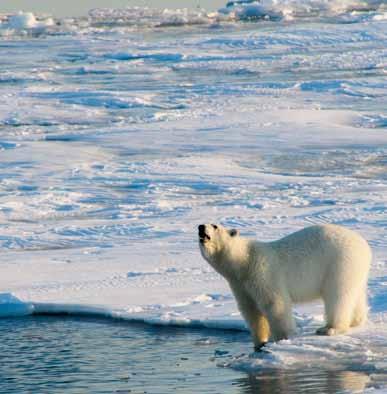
xmin=254 ymin=342 xmax=268 ymax=352
xmin=316 ymin=326 xmax=348 ymax=336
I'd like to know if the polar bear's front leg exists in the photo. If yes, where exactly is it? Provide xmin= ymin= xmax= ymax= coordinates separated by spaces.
xmin=262 ymin=296 xmax=296 ymax=342
xmin=229 ymin=283 xmax=270 ymax=350
xmin=240 ymin=299 xmax=271 ymax=350
xmin=252 ymin=313 xmax=270 ymax=351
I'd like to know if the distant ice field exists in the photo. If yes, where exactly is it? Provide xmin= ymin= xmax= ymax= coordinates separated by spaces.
xmin=0 ymin=0 xmax=386 ymax=380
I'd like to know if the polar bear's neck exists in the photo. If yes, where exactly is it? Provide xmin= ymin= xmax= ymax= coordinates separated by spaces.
xmin=213 ymin=237 xmax=253 ymax=280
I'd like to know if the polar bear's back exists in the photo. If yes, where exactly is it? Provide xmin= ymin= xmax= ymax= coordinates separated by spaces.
xmin=268 ymin=224 xmax=371 ymax=303
xmin=276 ymin=224 xmax=370 ymax=261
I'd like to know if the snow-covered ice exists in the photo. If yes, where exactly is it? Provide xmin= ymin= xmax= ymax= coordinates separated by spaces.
xmin=0 ymin=0 xmax=386 ymax=379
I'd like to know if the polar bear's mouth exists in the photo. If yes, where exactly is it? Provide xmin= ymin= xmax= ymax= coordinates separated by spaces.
xmin=199 ymin=234 xmax=211 ymax=244
xmin=198 ymin=225 xmax=211 ymax=244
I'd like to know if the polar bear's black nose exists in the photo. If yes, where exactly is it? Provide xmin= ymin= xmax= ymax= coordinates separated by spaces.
xmin=198 ymin=225 xmax=205 ymax=237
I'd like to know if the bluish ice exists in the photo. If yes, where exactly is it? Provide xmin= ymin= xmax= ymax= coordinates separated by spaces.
xmin=0 ymin=1 xmax=386 ymax=392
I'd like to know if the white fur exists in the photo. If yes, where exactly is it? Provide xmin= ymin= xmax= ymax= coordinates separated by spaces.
xmin=199 ymin=224 xmax=371 ymax=349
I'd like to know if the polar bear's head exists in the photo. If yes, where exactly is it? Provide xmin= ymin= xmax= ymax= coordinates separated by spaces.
xmin=198 ymin=223 xmax=241 ymax=277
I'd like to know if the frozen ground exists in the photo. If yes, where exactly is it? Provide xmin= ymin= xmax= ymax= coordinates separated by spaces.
xmin=0 ymin=0 xmax=386 ymax=380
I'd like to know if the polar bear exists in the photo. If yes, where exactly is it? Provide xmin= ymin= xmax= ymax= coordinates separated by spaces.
xmin=198 ymin=223 xmax=371 ymax=350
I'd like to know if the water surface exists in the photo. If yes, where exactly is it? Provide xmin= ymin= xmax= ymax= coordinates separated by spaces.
xmin=0 ymin=316 xmax=385 ymax=394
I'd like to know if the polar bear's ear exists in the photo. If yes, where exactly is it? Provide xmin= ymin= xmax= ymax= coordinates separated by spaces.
xmin=229 ymin=229 xmax=239 ymax=237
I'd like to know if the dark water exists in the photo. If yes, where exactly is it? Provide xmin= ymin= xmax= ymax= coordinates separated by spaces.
xmin=0 ymin=316 xmax=384 ymax=394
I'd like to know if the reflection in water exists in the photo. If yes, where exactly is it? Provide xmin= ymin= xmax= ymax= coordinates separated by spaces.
xmin=0 ymin=316 xmax=385 ymax=394
xmin=238 ymin=369 xmax=371 ymax=394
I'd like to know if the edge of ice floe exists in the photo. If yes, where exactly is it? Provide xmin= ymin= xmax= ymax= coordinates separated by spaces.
xmin=0 ymin=293 xmax=247 ymax=331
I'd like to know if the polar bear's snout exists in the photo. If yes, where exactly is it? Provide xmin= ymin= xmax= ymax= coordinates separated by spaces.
xmin=198 ymin=224 xmax=211 ymax=243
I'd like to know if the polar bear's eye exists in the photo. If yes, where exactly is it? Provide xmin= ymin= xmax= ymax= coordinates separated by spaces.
xmin=229 ymin=229 xmax=239 ymax=237
xmin=212 ymin=224 xmax=218 ymax=230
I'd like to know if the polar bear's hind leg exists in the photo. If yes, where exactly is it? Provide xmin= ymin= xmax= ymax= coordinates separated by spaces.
xmin=351 ymin=288 xmax=368 ymax=328
xmin=317 ymin=282 xmax=358 ymax=336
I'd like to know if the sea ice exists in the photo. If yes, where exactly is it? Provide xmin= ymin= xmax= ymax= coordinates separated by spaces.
xmin=0 ymin=0 xmax=386 ymax=379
